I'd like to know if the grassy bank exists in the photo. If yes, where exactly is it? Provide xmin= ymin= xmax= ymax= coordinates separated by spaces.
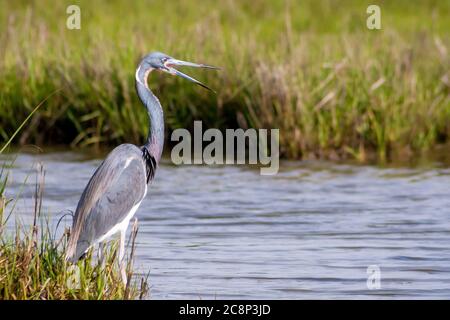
xmin=0 ymin=153 xmax=148 ymax=299
xmin=0 ymin=0 xmax=449 ymax=161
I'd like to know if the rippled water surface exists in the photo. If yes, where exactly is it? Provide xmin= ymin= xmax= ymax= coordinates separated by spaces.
xmin=2 ymin=152 xmax=450 ymax=299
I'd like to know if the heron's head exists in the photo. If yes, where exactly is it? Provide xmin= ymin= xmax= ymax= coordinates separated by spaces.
xmin=137 ymin=51 xmax=219 ymax=91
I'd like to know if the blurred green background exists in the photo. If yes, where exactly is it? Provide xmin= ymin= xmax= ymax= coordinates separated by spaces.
xmin=0 ymin=0 xmax=449 ymax=161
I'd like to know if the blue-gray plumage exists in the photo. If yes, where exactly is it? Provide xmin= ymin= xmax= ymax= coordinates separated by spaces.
xmin=66 ymin=51 xmax=218 ymax=283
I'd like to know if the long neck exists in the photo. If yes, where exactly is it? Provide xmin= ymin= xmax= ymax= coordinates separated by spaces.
xmin=135 ymin=66 xmax=164 ymax=164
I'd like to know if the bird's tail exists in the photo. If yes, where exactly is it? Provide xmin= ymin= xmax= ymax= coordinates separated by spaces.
xmin=65 ymin=233 xmax=78 ymax=263
xmin=65 ymin=241 xmax=89 ymax=263
xmin=65 ymin=213 xmax=85 ymax=263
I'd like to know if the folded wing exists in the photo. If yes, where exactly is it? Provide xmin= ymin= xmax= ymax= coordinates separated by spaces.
xmin=66 ymin=144 xmax=147 ymax=261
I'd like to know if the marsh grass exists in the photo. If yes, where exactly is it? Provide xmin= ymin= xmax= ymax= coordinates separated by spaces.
xmin=0 ymin=164 xmax=149 ymax=299
xmin=0 ymin=0 xmax=449 ymax=161
xmin=0 ymin=103 xmax=148 ymax=300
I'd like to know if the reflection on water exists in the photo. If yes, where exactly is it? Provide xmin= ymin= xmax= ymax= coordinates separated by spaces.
xmin=2 ymin=151 xmax=450 ymax=299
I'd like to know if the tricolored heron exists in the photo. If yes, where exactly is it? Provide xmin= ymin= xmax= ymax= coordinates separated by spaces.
xmin=65 ymin=52 xmax=218 ymax=282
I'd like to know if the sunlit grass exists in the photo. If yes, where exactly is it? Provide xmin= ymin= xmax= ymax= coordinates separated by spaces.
xmin=0 ymin=107 xmax=148 ymax=300
xmin=0 ymin=0 xmax=449 ymax=161
xmin=0 ymin=218 xmax=148 ymax=299
xmin=0 ymin=165 xmax=148 ymax=299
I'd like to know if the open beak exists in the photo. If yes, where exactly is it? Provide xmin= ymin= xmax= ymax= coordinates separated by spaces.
xmin=163 ymin=58 xmax=220 ymax=92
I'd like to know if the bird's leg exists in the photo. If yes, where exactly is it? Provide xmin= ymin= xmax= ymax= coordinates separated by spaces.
xmin=119 ymin=229 xmax=127 ymax=285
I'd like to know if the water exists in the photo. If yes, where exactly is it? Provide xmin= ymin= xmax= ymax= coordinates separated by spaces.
xmin=2 ymin=151 xmax=450 ymax=299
